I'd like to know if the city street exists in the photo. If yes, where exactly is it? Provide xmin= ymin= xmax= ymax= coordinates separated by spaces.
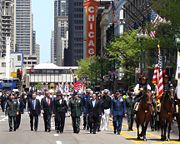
xmin=0 ymin=111 xmax=179 ymax=144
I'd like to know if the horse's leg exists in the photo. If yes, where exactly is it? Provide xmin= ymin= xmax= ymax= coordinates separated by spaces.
xmin=137 ymin=123 xmax=140 ymax=139
xmin=161 ymin=121 xmax=164 ymax=140
xmin=142 ymin=122 xmax=149 ymax=141
xmin=164 ymin=121 xmax=167 ymax=141
xmin=167 ymin=122 xmax=171 ymax=141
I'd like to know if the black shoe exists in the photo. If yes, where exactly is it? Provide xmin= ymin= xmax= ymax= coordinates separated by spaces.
xmin=93 ymin=131 xmax=96 ymax=134
xmin=57 ymin=130 xmax=60 ymax=133
xmin=14 ymin=128 xmax=16 ymax=131
xmin=114 ymin=130 xmax=116 ymax=134
xmin=45 ymin=129 xmax=47 ymax=132
xmin=83 ymin=127 xmax=86 ymax=130
xmin=34 ymin=128 xmax=37 ymax=131
xmin=31 ymin=128 xmax=33 ymax=131
xmin=90 ymin=129 xmax=92 ymax=133
xmin=9 ymin=129 xmax=12 ymax=132
xmin=48 ymin=129 xmax=51 ymax=132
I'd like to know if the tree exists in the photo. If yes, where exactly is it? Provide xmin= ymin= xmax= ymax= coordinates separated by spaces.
xmin=152 ymin=0 xmax=180 ymax=28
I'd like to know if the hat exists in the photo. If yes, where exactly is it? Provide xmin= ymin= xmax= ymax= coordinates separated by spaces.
xmin=141 ymin=76 xmax=147 ymax=80
xmin=103 ymin=89 xmax=109 ymax=94
xmin=56 ymin=91 xmax=62 ymax=96
xmin=164 ymin=74 xmax=169 ymax=78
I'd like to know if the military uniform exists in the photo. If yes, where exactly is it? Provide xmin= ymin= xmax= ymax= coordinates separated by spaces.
xmin=69 ymin=95 xmax=82 ymax=133
xmin=125 ymin=94 xmax=135 ymax=131
xmin=5 ymin=98 xmax=19 ymax=131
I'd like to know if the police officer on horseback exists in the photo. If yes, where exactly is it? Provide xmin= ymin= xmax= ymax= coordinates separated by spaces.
xmin=134 ymin=75 xmax=151 ymax=111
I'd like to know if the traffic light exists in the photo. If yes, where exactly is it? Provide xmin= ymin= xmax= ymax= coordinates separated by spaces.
xmin=17 ymin=69 xmax=22 ymax=80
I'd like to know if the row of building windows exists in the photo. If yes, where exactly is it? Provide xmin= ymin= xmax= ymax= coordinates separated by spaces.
xmin=74 ymin=2 xmax=82 ymax=6
xmin=30 ymin=69 xmax=75 ymax=74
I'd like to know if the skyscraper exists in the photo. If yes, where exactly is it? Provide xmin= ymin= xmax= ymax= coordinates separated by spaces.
xmin=51 ymin=31 xmax=54 ymax=63
xmin=68 ymin=0 xmax=84 ymax=66
xmin=54 ymin=0 xmax=68 ymax=66
xmin=15 ymin=0 xmax=32 ymax=55
xmin=1 ymin=0 xmax=16 ymax=57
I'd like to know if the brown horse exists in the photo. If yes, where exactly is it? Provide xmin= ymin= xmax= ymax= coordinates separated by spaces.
xmin=159 ymin=87 xmax=174 ymax=141
xmin=136 ymin=90 xmax=152 ymax=141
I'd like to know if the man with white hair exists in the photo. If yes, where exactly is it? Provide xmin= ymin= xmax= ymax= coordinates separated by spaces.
xmin=101 ymin=89 xmax=111 ymax=131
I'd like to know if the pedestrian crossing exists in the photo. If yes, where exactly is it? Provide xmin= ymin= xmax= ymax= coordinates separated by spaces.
xmin=109 ymin=119 xmax=180 ymax=144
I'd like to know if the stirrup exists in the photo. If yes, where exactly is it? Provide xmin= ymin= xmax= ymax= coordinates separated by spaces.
xmin=156 ymin=103 xmax=161 ymax=112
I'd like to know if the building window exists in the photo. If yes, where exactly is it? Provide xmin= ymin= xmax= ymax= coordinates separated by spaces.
xmin=1 ymin=62 xmax=6 ymax=67
xmin=17 ymin=55 xmax=21 ymax=61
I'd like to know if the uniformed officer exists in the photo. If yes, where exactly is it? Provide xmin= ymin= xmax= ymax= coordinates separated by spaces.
xmin=69 ymin=91 xmax=82 ymax=133
xmin=125 ymin=88 xmax=135 ymax=131
xmin=5 ymin=93 xmax=19 ymax=132
xmin=134 ymin=76 xmax=151 ymax=111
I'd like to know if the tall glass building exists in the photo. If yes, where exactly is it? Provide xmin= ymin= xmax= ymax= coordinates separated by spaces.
xmin=68 ymin=0 xmax=84 ymax=66
xmin=54 ymin=0 xmax=68 ymax=66
xmin=15 ymin=0 xmax=32 ymax=55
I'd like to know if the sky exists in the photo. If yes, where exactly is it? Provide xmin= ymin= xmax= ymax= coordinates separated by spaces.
xmin=32 ymin=0 xmax=54 ymax=63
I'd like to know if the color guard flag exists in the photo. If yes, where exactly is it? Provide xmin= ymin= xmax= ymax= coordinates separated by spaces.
xmin=152 ymin=64 xmax=164 ymax=100
xmin=175 ymin=51 xmax=180 ymax=99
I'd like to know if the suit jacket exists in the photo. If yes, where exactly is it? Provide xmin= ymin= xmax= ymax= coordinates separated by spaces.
xmin=41 ymin=97 xmax=53 ymax=115
xmin=28 ymin=98 xmax=41 ymax=116
xmin=54 ymin=98 xmax=68 ymax=114
xmin=18 ymin=98 xmax=25 ymax=114
xmin=87 ymin=99 xmax=101 ymax=117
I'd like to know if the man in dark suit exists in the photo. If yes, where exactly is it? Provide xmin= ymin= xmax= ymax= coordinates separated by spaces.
xmin=87 ymin=93 xmax=101 ymax=134
xmin=41 ymin=90 xmax=53 ymax=132
xmin=54 ymin=91 xmax=68 ymax=133
xmin=16 ymin=93 xmax=25 ymax=129
xmin=28 ymin=92 xmax=41 ymax=131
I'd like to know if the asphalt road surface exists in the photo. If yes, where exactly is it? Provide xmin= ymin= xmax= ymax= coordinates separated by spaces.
xmin=0 ymin=111 xmax=179 ymax=144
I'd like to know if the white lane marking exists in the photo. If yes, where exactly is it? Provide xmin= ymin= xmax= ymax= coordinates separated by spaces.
xmin=0 ymin=116 xmax=8 ymax=122
xmin=54 ymin=134 xmax=59 ymax=137
xmin=56 ymin=141 xmax=62 ymax=144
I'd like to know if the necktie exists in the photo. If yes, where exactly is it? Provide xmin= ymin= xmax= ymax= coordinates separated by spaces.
xmin=48 ymin=99 xmax=50 ymax=106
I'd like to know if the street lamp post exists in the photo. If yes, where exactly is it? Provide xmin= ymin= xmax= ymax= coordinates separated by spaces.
xmin=136 ymin=29 xmax=148 ymax=74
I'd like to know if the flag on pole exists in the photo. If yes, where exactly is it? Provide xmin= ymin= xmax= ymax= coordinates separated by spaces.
xmin=175 ymin=51 xmax=180 ymax=99
xmin=152 ymin=43 xmax=164 ymax=100
xmin=152 ymin=64 xmax=164 ymax=100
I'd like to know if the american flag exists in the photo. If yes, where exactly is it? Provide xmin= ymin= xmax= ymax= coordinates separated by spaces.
xmin=149 ymin=31 xmax=156 ymax=38
xmin=152 ymin=64 xmax=164 ymax=100
xmin=152 ymin=44 xmax=163 ymax=100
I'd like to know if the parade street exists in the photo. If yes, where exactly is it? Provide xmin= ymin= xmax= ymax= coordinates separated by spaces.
xmin=0 ymin=111 xmax=179 ymax=144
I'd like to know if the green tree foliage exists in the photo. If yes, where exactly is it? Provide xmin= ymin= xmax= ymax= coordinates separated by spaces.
xmin=106 ymin=30 xmax=141 ymax=75
xmin=76 ymin=57 xmax=110 ymax=84
xmin=152 ymin=0 xmax=180 ymax=28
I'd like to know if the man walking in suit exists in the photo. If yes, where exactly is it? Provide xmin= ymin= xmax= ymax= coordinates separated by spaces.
xmin=87 ymin=93 xmax=101 ymax=134
xmin=41 ymin=90 xmax=53 ymax=132
xmin=16 ymin=93 xmax=25 ymax=129
xmin=54 ymin=91 xmax=68 ymax=133
xmin=28 ymin=92 xmax=41 ymax=131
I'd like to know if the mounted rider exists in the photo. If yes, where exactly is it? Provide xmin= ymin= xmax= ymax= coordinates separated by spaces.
xmin=134 ymin=75 xmax=152 ymax=111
